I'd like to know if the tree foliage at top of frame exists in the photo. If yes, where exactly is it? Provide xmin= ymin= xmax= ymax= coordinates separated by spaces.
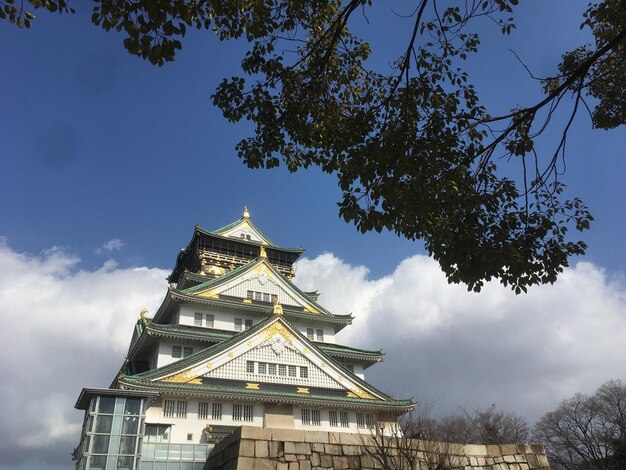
xmin=5 ymin=0 xmax=625 ymax=293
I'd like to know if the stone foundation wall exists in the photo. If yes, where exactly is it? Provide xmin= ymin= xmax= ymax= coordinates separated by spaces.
xmin=204 ymin=426 xmax=550 ymax=470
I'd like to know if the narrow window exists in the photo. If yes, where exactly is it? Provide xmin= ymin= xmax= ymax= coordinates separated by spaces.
xmin=366 ymin=414 xmax=376 ymax=429
xmin=268 ymin=363 xmax=277 ymax=375
xmin=307 ymin=328 xmax=315 ymax=340
xmin=171 ymin=346 xmax=182 ymax=358
xmin=356 ymin=413 xmax=366 ymax=428
xmin=176 ymin=401 xmax=187 ymax=418
xmin=163 ymin=399 xmax=175 ymax=417
xmin=301 ymin=409 xmax=311 ymax=426
xmin=329 ymin=411 xmax=338 ymax=427
xmin=232 ymin=404 xmax=242 ymax=421
xmin=271 ymin=294 xmax=278 ymax=302
xmin=212 ymin=403 xmax=222 ymax=420
xmin=246 ymin=290 xmax=254 ymax=299
xmin=243 ymin=404 xmax=253 ymax=422
xmin=300 ymin=366 xmax=309 ymax=379
xmin=187 ymin=433 xmax=193 ymax=441
xmin=311 ymin=410 xmax=321 ymax=426
xmin=339 ymin=411 xmax=349 ymax=428
xmin=288 ymin=365 xmax=297 ymax=377
xmin=258 ymin=362 xmax=267 ymax=374
xmin=234 ymin=318 xmax=242 ymax=332
xmin=316 ymin=329 xmax=324 ymax=341
xmin=246 ymin=361 xmax=255 ymax=374
xmin=205 ymin=314 xmax=214 ymax=328
xmin=254 ymin=291 xmax=262 ymax=301
xmin=263 ymin=293 xmax=271 ymax=302
xmin=194 ymin=313 xmax=203 ymax=326
xmin=198 ymin=402 xmax=210 ymax=420
xmin=278 ymin=364 xmax=287 ymax=376
xmin=183 ymin=347 xmax=193 ymax=358
xmin=244 ymin=319 xmax=253 ymax=330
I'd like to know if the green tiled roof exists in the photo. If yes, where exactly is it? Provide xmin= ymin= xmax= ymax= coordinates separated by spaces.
xmin=177 ymin=257 xmax=346 ymax=319
xmin=138 ymin=321 xmax=381 ymax=362
xmin=123 ymin=316 xmax=404 ymax=407
xmin=199 ymin=223 xmax=303 ymax=253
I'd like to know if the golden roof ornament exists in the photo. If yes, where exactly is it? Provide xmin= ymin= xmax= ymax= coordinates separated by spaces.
xmin=242 ymin=206 xmax=250 ymax=219
xmin=273 ymin=298 xmax=284 ymax=315
xmin=139 ymin=308 xmax=148 ymax=319
xmin=259 ymin=245 xmax=267 ymax=258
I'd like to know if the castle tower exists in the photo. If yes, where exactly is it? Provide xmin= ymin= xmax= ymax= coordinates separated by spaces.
xmin=73 ymin=209 xmax=413 ymax=469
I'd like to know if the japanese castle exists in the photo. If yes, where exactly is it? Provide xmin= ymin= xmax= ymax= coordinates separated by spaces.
xmin=73 ymin=208 xmax=413 ymax=469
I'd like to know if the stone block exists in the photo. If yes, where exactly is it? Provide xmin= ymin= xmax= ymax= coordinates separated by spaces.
xmin=486 ymin=445 xmax=502 ymax=457
xmin=319 ymin=454 xmax=333 ymax=467
xmin=525 ymin=454 xmax=539 ymax=468
xmin=328 ymin=432 xmax=342 ymax=444
xmin=530 ymin=444 xmax=545 ymax=455
xmin=304 ymin=430 xmax=329 ymax=444
xmin=342 ymin=444 xmax=362 ymax=455
xmin=332 ymin=456 xmax=349 ymax=469
xmin=464 ymin=444 xmax=488 ymax=457
xmin=300 ymin=461 xmax=312 ymax=470
xmin=515 ymin=454 xmax=527 ymax=463
xmin=236 ymin=456 xmax=277 ymax=470
xmin=469 ymin=456 xmax=478 ymax=466
xmin=347 ymin=455 xmax=360 ymax=468
xmin=272 ymin=429 xmax=306 ymax=442
xmin=310 ymin=452 xmax=320 ymax=466
xmin=312 ymin=443 xmax=325 ymax=453
xmin=241 ymin=426 xmax=273 ymax=440
xmin=256 ymin=440 xmax=269 ymax=458
xmin=277 ymin=464 xmax=289 ymax=470
xmin=500 ymin=444 xmax=518 ymax=455
xmin=239 ymin=439 xmax=255 ymax=457
xmin=503 ymin=455 xmax=517 ymax=463
xmin=288 ymin=463 xmax=299 ymax=470
xmin=324 ymin=444 xmax=342 ymax=455
xmin=284 ymin=454 xmax=297 ymax=462
xmin=269 ymin=441 xmax=283 ymax=458
xmin=338 ymin=433 xmax=363 ymax=446
xmin=284 ymin=442 xmax=312 ymax=455
xmin=517 ymin=444 xmax=531 ymax=454
xmin=537 ymin=454 xmax=549 ymax=467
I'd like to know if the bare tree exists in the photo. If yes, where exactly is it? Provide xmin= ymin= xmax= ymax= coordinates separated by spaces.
xmin=533 ymin=379 xmax=626 ymax=470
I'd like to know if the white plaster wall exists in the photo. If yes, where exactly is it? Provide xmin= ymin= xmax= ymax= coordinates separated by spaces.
xmin=156 ymin=340 xmax=203 ymax=368
xmin=145 ymin=398 xmax=264 ymax=444
xmin=179 ymin=304 xmax=258 ymax=332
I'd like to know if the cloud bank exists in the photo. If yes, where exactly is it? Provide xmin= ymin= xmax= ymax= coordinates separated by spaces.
xmin=295 ymin=253 xmax=626 ymax=423
xmin=0 ymin=241 xmax=624 ymax=468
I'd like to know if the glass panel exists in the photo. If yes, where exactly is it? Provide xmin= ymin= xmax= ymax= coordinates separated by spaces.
xmin=108 ymin=433 xmax=121 ymax=455
xmin=155 ymin=444 xmax=169 ymax=460
xmin=86 ymin=415 xmax=94 ymax=433
xmin=114 ymin=397 xmax=126 ymax=415
xmin=154 ymin=463 xmax=167 ymax=470
xmin=119 ymin=436 xmax=137 ymax=455
xmin=168 ymin=444 xmax=182 ymax=460
xmin=117 ymin=455 xmax=134 ymax=469
xmin=181 ymin=444 xmax=194 ymax=460
xmin=99 ymin=397 xmax=116 ymax=414
xmin=92 ymin=435 xmax=111 ymax=454
xmin=142 ymin=443 xmax=156 ymax=459
xmin=122 ymin=416 xmax=139 ymax=434
xmin=125 ymin=398 xmax=141 ymax=416
xmin=90 ymin=455 xmax=107 ymax=469
xmin=95 ymin=415 xmax=113 ymax=433
xmin=111 ymin=415 xmax=123 ymax=435
xmin=90 ymin=398 xmax=97 ymax=412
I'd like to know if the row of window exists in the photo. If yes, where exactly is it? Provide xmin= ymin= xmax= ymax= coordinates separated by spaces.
xmin=247 ymin=290 xmax=278 ymax=303
xmin=245 ymin=360 xmax=308 ymax=378
xmin=194 ymin=313 xmax=214 ymax=327
xmin=234 ymin=317 xmax=253 ymax=331
xmin=306 ymin=328 xmax=324 ymax=341
xmin=162 ymin=400 xmax=253 ymax=422
xmin=301 ymin=409 xmax=376 ymax=429
xmin=171 ymin=345 xmax=194 ymax=358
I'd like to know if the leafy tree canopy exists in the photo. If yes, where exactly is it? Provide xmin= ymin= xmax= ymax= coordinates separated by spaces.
xmin=4 ymin=0 xmax=624 ymax=292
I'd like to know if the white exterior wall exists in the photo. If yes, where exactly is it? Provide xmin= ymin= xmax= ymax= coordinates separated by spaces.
xmin=178 ymin=304 xmax=258 ymax=332
xmin=145 ymin=398 xmax=264 ymax=444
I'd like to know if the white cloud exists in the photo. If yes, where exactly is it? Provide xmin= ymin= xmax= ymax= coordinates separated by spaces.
xmin=96 ymin=238 xmax=126 ymax=254
xmin=0 ymin=239 xmax=167 ymax=467
xmin=294 ymin=254 xmax=626 ymax=422
xmin=1 ymin=240 xmax=624 ymax=468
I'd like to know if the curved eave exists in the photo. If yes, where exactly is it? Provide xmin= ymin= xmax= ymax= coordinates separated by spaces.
xmin=117 ymin=379 xmax=414 ymax=412
xmin=197 ymin=225 xmax=304 ymax=254
xmin=169 ymin=290 xmax=353 ymax=326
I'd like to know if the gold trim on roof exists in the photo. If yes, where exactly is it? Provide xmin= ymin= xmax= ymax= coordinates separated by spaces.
xmin=262 ymin=321 xmax=294 ymax=344
xmin=243 ymin=206 xmax=250 ymax=219
xmin=246 ymin=383 xmax=260 ymax=390
xmin=273 ymin=298 xmax=284 ymax=315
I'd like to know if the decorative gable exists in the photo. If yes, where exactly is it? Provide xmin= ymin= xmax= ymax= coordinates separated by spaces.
xmin=217 ymin=219 xmax=267 ymax=244
xmin=153 ymin=317 xmax=379 ymax=400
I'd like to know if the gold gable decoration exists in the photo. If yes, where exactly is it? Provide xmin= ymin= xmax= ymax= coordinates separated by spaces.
xmin=160 ymin=369 xmax=202 ymax=385
xmin=262 ymin=321 xmax=294 ymax=344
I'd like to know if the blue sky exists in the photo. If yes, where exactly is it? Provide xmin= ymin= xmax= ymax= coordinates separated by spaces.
xmin=1 ymin=2 xmax=625 ymax=469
